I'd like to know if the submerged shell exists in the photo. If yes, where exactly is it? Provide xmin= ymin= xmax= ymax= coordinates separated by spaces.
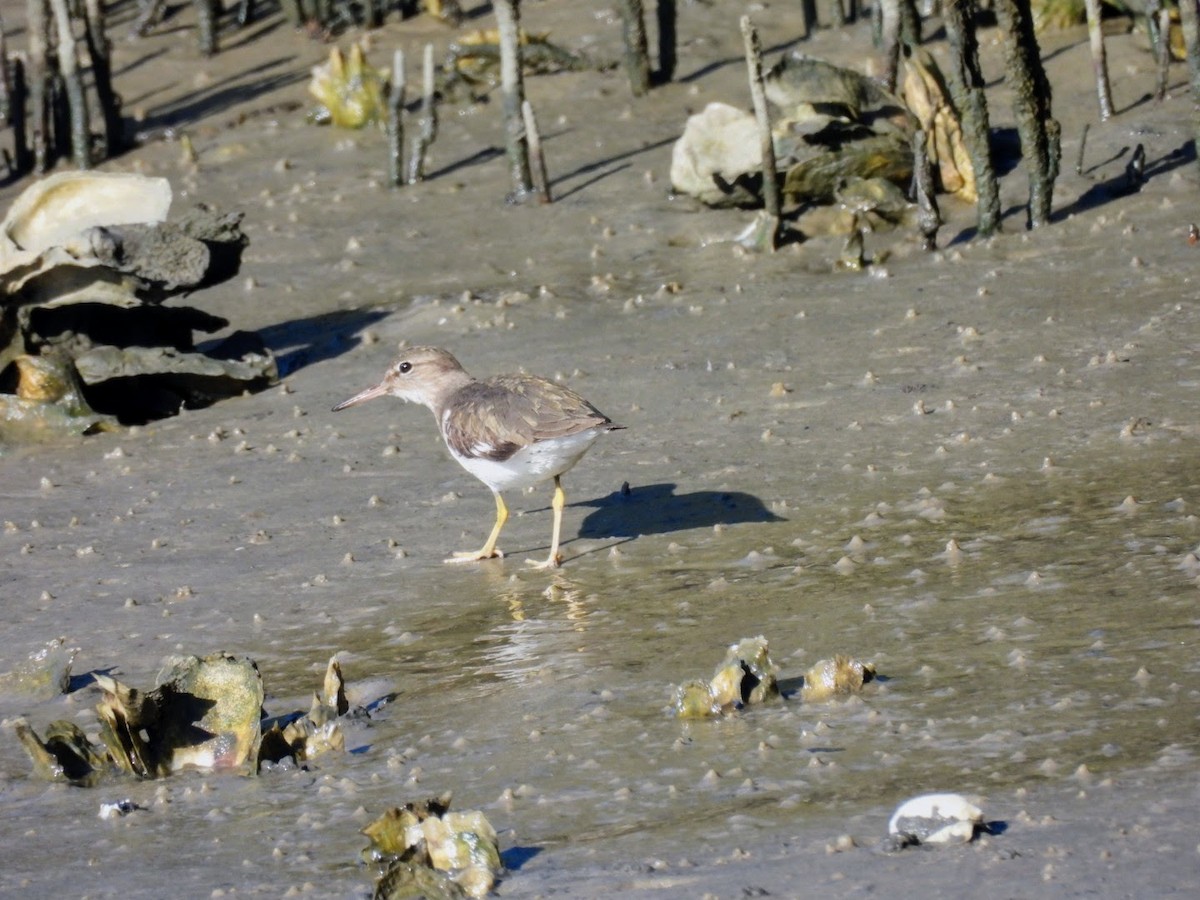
xmin=888 ymin=792 xmax=984 ymax=846
xmin=0 ymin=636 xmax=78 ymax=701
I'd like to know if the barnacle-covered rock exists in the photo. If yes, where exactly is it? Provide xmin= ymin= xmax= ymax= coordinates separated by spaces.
xmin=800 ymin=655 xmax=876 ymax=703
xmin=674 ymin=636 xmax=780 ymax=718
xmin=363 ymin=795 xmax=502 ymax=899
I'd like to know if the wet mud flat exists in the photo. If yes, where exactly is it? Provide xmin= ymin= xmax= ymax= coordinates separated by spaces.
xmin=3 ymin=2 xmax=1200 ymax=898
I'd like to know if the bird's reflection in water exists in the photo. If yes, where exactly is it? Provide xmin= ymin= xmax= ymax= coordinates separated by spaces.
xmin=475 ymin=575 xmax=593 ymax=684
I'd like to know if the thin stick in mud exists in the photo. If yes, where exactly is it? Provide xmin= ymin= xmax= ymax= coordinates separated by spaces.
xmin=494 ymin=0 xmax=532 ymax=200
xmin=408 ymin=43 xmax=437 ymax=184
xmin=386 ymin=49 xmax=406 ymax=188
xmin=740 ymin=16 xmax=781 ymax=251
xmin=522 ymin=100 xmax=551 ymax=203
xmin=616 ymin=0 xmax=651 ymax=96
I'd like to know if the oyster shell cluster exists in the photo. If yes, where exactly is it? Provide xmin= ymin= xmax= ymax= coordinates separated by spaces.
xmin=673 ymin=638 xmax=876 ymax=718
xmin=0 ymin=172 xmax=275 ymax=440
xmin=307 ymin=43 xmax=390 ymax=129
xmin=673 ymin=635 xmax=781 ymax=718
xmin=670 ymin=52 xmax=973 ymax=242
xmin=363 ymin=796 xmax=502 ymax=899
xmin=13 ymin=653 xmax=365 ymax=785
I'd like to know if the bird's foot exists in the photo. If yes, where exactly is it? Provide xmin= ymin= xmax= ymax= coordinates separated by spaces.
xmin=524 ymin=552 xmax=563 ymax=570
xmin=444 ymin=548 xmax=504 ymax=564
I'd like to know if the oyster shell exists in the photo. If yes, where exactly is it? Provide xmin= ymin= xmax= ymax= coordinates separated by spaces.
xmin=674 ymin=635 xmax=780 ymax=718
xmin=308 ymin=44 xmax=389 ymax=129
xmin=364 ymin=795 xmax=502 ymax=899
xmin=899 ymin=47 xmax=976 ymax=202
xmin=887 ymin=792 xmax=984 ymax=847
xmin=94 ymin=653 xmax=264 ymax=776
xmin=0 ymin=174 xmax=267 ymax=437
xmin=669 ymin=102 xmax=765 ymax=208
xmin=0 ymin=171 xmax=171 ymax=267
xmin=800 ymin=655 xmax=876 ymax=703
xmin=258 ymin=656 xmax=360 ymax=766
xmin=14 ymin=718 xmax=108 ymax=786
xmin=0 ymin=636 xmax=79 ymax=701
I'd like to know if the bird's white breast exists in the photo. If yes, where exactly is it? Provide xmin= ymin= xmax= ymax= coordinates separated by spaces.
xmin=448 ymin=427 xmax=606 ymax=492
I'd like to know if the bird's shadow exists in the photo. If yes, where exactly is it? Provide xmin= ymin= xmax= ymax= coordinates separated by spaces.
xmin=575 ymin=482 xmax=785 ymax=539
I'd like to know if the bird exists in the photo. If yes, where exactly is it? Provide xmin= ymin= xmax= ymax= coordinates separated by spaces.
xmin=332 ymin=346 xmax=623 ymax=568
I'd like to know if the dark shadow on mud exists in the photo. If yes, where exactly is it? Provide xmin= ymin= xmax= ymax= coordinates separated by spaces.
xmin=426 ymin=146 xmax=506 ymax=180
xmin=549 ymin=133 xmax=681 ymax=199
xmin=249 ymin=308 xmax=393 ymax=378
xmin=500 ymin=846 xmax=543 ymax=871
xmin=679 ymin=37 xmax=806 ymax=84
xmin=575 ymin=482 xmax=785 ymax=540
xmin=134 ymin=60 xmax=307 ymax=134
xmin=1054 ymin=139 xmax=1194 ymax=222
xmin=68 ymin=668 xmax=118 ymax=693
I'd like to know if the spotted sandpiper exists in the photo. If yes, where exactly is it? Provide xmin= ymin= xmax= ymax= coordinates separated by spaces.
xmin=333 ymin=346 xmax=623 ymax=568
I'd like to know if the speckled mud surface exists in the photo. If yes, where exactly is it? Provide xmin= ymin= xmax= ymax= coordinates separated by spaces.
xmin=3 ymin=2 xmax=1200 ymax=898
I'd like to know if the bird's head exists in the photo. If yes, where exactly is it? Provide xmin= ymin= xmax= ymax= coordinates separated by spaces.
xmin=332 ymin=346 xmax=473 ymax=413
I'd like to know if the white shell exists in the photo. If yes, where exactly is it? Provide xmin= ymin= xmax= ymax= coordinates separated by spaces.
xmin=1 ymin=171 xmax=171 ymax=263
xmin=888 ymin=792 xmax=983 ymax=845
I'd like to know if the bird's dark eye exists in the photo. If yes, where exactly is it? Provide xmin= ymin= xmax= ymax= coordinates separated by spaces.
xmin=398 ymin=361 xmax=413 ymax=374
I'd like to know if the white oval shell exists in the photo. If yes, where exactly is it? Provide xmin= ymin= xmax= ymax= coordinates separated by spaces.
xmin=888 ymin=792 xmax=983 ymax=845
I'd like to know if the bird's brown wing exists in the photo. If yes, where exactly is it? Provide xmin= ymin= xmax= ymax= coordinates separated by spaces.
xmin=442 ymin=376 xmax=614 ymax=462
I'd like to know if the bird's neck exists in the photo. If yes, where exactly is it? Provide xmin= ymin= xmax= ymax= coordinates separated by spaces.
xmin=427 ymin=371 xmax=476 ymax=420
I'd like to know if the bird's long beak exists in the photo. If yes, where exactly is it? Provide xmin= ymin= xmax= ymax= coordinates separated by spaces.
xmin=332 ymin=380 xmax=389 ymax=411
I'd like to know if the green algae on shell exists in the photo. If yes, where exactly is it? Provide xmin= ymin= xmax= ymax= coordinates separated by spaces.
xmin=674 ymin=636 xmax=780 ymax=718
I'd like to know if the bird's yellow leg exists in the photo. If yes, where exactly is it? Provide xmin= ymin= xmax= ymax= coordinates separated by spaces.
xmin=527 ymin=476 xmax=565 ymax=569
xmin=446 ymin=491 xmax=508 ymax=563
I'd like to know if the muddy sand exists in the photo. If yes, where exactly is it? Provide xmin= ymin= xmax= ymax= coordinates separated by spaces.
xmin=2 ymin=2 xmax=1200 ymax=897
